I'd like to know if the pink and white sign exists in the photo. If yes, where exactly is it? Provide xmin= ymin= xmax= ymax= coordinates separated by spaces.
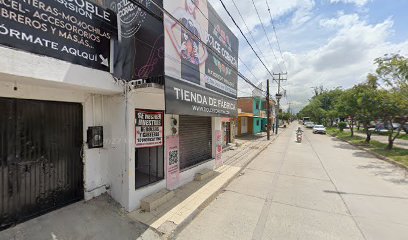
xmin=215 ymin=130 xmax=223 ymax=168
xmin=166 ymin=135 xmax=180 ymax=190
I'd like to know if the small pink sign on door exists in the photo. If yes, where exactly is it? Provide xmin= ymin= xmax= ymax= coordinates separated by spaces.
xmin=166 ymin=135 xmax=180 ymax=190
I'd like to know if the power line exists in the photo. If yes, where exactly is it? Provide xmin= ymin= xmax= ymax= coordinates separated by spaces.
xmin=266 ymin=0 xmax=288 ymax=72
xmin=231 ymin=0 xmax=274 ymax=70
xmin=217 ymin=0 xmax=283 ymax=90
xmin=131 ymin=0 xmax=264 ymax=92
xmin=251 ymin=0 xmax=283 ymax=73
xmin=189 ymin=0 xmax=262 ymax=86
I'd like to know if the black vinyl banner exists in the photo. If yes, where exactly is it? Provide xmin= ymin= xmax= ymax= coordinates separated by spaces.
xmin=0 ymin=0 xmax=117 ymax=71
xmin=107 ymin=0 xmax=164 ymax=81
xmin=205 ymin=3 xmax=238 ymax=99
xmin=165 ymin=76 xmax=237 ymax=117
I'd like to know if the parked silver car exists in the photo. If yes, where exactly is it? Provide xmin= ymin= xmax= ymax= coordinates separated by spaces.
xmin=305 ymin=122 xmax=315 ymax=128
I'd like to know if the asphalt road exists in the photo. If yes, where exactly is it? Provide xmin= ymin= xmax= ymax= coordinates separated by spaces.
xmin=176 ymin=124 xmax=408 ymax=240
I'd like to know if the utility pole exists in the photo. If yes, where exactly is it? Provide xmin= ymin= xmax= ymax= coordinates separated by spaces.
xmin=273 ymin=73 xmax=287 ymax=135
xmin=266 ymin=79 xmax=271 ymax=140
xmin=288 ymin=102 xmax=292 ymax=122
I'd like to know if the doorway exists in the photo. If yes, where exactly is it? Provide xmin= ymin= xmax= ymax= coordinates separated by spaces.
xmin=0 ymin=98 xmax=83 ymax=229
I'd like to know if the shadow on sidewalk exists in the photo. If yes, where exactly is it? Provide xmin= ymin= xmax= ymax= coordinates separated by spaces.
xmin=323 ymin=190 xmax=408 ymax=200
xmin=0 ymin=194 xmax=150 ymax=240
xmin=356 ymin=162 xmax=408 ymax=185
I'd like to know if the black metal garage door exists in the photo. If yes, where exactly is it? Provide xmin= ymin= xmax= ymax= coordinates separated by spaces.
xmin=0 ymin=98 xmax=83 ymax=229
xmin=179 ymin=116 xmax=212 ymax=169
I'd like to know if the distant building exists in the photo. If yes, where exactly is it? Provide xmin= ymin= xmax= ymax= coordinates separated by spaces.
xmin=0 ymin=0 xmax=240 ymax=227
xmin=236 ymin=97 xmax=275 ymax=136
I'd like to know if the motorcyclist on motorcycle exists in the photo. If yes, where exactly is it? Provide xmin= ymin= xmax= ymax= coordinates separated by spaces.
xmin=296 ymin=127 xmax=303 ymax=142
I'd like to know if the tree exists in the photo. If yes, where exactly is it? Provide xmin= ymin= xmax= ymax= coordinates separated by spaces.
xmin=376 ymin=90 xmax=407 ymax=149
xmin=336 ymin=89 xmax=359 ymax=137
xmin=353 ymin=82 xmax=380 ymax=143
xmin=375 ymin=54 xmax=408 ymax=93
xmin=374 ymin=54 xmax=408 ymax=149
xmin=299 ymin=88 xmax=342 ymax=126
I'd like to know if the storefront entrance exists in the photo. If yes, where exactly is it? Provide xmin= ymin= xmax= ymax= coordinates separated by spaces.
xmin=0 ymin=98 xmax=84 ymax=229
xmin=179 ymin=116 xmax=212 ymax=169
xmin=223 ymin=122 xmax=231 ymax=147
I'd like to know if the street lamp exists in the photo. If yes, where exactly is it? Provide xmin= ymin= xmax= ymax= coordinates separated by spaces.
xmin=275 ymin=93 xmax=283 ymax=134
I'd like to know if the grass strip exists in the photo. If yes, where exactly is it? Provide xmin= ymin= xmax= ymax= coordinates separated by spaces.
xmin=326 ymin=128 xmax=408 ymax=168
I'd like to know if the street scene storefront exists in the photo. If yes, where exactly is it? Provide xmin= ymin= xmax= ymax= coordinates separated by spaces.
xmin=0 ymin=0 xmax=238 ymax=227
xmin=0 ymin=0 xmax=122 ymax=228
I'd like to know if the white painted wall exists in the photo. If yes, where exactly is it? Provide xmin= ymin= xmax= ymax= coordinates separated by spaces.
xmin=0 ymin=47 xmax=121 ymax=94
xmin=102 ymin=94 xmax=128 ymax=206
xmin=0 ymin=46 xmax=124 ymax=204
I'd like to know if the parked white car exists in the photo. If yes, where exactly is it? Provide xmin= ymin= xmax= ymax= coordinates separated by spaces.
xmin=305 ymin=122 xmax=315 ymax=128
xmin=313 ymin=125 xmax=326 ymax=134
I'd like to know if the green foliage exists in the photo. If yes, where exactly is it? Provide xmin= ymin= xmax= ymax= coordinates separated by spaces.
xmin=329 ymin=128 xmax=408 ymax=167
xmin=298 ymin=88 xmax=343 ymax=125
xmin=299 ymin=53 xmax=408 ymax=150
xmin=338 ymin=122 xmax=347 ymax=132
xmin=375 ymin=54 xmax=408 ymax=91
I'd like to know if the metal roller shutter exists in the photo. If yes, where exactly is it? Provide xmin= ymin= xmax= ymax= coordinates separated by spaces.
xmin=179 ymin=116 xmax=212 ymax=169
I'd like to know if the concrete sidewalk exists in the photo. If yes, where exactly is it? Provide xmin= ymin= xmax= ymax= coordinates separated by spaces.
xmin=0 ymin=194 xmax=150 ymax=240
xmin=132 ymin=131 xmax=285 ymax=239
xmin=176 ymin=124 xmax=408 ymax=240
xmin=0 ymin=131 xmax=283 ymax=240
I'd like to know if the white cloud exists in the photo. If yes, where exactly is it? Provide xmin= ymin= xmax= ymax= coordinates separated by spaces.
xmin=208 ymin=0 xmax=316 ymax=35
xmin=319 ymin=13 xmax=360 ymax=28
xmin=206 ymin=0 xmax=407 ymax=112
xmin=329 ymin=0 xmax=371 ymax=7
xmin=283 ymin=15 xmax=408 ymax=112
xmin=240 ymin=12 xmax=408 ymax=112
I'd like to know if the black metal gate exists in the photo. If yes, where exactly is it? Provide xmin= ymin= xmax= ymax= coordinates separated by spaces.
xmin=0 ymin=98 xmax=83 ymax=229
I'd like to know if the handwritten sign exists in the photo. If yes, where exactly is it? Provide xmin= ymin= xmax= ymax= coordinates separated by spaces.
xmin=135 ymin=110 xmax=163 ymax=148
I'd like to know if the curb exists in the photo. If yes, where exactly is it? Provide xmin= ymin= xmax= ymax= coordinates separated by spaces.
xmin=166 ymin=130 xmax=285 ymax=239
xmin=329 ymin=133 xmax=408 ymax=171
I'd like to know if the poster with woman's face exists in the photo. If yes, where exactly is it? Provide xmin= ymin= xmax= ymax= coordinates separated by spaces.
xmin=164 ymin=0 xmax=238 ymax=91
xmin=164 ymin=0 xmax=239 ymax=117
xmin=164 ymin=0 xmax=209 ymax=86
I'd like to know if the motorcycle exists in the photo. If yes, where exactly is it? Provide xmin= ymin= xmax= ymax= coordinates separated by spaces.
xmin=296 ymin=132 xmax=303 ymax=143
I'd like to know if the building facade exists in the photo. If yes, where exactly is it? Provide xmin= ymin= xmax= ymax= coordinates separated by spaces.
xmin=0 ymin=0 xmax=238 ymax=228
xmin=236 ymin=97 xmax=275 ymax=136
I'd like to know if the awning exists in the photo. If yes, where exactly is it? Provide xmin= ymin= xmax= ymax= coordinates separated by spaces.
xmin=239 ymin=113 xmax=254 ymax=117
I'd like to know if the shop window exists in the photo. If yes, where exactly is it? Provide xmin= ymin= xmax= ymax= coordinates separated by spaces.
xmin=257 ymin=119 xmax=260 ymax=126
xmin=135 ymin=146 xmax=164 ymax=189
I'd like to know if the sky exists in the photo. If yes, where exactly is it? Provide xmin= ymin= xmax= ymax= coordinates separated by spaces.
xmin=207 ymin=0 xmax=408 ymax=113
